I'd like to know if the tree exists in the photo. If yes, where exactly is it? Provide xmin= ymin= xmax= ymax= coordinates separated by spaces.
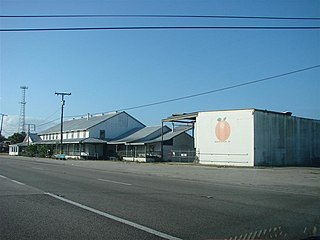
xmin=0 ymin=134 xmax=6 ymax=142
xmin=8 ymin=132 xmax=26 ymax=144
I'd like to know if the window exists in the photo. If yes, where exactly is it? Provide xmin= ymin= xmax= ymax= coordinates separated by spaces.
xmin=100 ymin=130 xmax=105 ymax=139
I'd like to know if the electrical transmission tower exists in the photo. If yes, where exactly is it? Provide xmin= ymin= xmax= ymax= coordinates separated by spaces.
xmin=19 ymin=86 xmax=28 ymax=133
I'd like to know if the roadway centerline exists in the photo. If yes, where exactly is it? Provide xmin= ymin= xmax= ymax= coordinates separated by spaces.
xmin=45 ymin=192 xmax=182 ymax=240
xmin=0 ymin=175 xmax=7 ymax=179
xmin=98 ymin=178 xmax=132 ymax=186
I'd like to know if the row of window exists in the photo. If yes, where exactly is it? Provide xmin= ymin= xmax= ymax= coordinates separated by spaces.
xmin=41 ymin=130 xmax=89 ymax=141
xmin=10 ymin=146 xmax=19 ymax=153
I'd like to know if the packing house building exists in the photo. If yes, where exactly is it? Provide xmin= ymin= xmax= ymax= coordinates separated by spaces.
xmin=30 ymin=111 xmax=194 ymax=161
xmin=37 ymin=111 xmax=145 ymax=159
xmin=163 ymin=109 xmax=320 ymax=167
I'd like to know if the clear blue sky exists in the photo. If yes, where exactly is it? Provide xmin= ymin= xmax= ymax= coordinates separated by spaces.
xmin=0 ymin=0 xmax=319 ymax=136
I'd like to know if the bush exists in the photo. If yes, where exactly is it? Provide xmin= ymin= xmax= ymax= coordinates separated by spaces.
xmin=23 ymin=145 xmax=38 ymax=157
xmin=37 ymin=145 xmax=49 ymax=158
xmin=23 ymin=145 xmax=49 ymax=158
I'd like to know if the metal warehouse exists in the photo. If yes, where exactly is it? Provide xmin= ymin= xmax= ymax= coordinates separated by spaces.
xmin=163 ymin=109 xmax=320 ymax=167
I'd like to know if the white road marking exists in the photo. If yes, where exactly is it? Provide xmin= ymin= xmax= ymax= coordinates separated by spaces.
xmin=11 ymin=180 xmax=25 ymax=185
xmin=0 ymin=174 xmax=25 ymax=185
xmin=45 ymin=192 xmax=182 ymax=240
xmin=98 ymin=178 xmax=132 ymax=186
xmin=0 ymin=175 xmax=25 ymax=185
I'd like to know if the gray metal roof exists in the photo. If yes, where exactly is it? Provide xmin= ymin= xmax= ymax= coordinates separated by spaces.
xmin=109 ymin=126 xmax=171 ymax=144
xmin=162 ymin=112 xmax=198 ymax=122
xmin=142 ymin=126 xmax=193 ymax=144
xmin=25 ymin=133 xmax=41 ymax=143
xmin=109 ymin=125 xmax=192 ymax=145
xmin=10 ymin=133 xmax=41 ymax=146
xmin=80 ymin=138 xmax=108 ymax=144
xmin=39 ymin=112 xmax=120 ymax=134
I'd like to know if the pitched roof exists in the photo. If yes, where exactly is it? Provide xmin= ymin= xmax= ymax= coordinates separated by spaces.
xmin=109 ymin=125 xmax=192 ymax=145
xmin=24 ymin=133 xmax=41 ymax=143
xmin=39 ymin=112 xmax=120 ymax=134
xmin=162 ymin=112 xmax=198 ymax=122
xmin=143 ymin=126 xmax=193 ymax=144
xmin=109 ymin=126 xmax=171 ymax=144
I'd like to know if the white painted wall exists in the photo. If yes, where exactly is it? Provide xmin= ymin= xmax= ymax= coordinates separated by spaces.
xmin=89 ymin=112 xmax=144 ymax=139
xmin=9 ymin=146 xmax=19 ymax=156
xmin=196 ymin=110 xmax=254 ymax=166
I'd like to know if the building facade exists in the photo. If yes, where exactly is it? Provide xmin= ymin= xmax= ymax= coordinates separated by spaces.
xmin=110 ymin=125 xmax=194 ymax=162
xmin=8 ymin=111 xmax=195 ymax=161
xmin=163 ymin=109 xmax=320 ymax=167
xmin=37 ymin=111 xmax=145 ymax=159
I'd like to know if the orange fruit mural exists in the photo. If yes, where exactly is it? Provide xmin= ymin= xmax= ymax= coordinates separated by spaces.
xmin=215 ymin=117 xmax=231 ymax=141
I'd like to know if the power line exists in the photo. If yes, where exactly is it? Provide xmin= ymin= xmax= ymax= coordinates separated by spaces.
xmin=36 ymin=118 xmax=60 ymax=127
xmin=1 ymin=14 xmax=320 ymax=21
xmin=40 ymin=108 xmax=61 ymax=123
xmin=30 ymin=64 xmax=320 ymax=127
xmin=1 ymin=26 xmax=320 ymax=32
xmin=36 ymin=108 xmax=70 ymax=128
xmin=112 ymin=64 xmax=320 ymax=112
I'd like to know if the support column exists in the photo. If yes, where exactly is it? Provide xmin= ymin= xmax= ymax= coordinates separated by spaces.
xmin=161 ymin=121 xmax=164 ymax=160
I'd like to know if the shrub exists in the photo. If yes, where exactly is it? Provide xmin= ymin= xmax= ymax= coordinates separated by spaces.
xmin=23 ymin=145 xmax=49 ymax=158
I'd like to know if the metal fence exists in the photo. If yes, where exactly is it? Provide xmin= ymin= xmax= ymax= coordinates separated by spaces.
xmin=117 ymin=149 xmax=196 ymax=162
xmin=168 ymin=149 xmax=196 ymax=163
xmin=117 ymin=150 xmax=162 ymax=159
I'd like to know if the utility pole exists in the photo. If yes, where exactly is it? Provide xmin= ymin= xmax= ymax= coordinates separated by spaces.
xmin=0 ymin=113 xmax=7 ymax=137
xmin=25 ymin=123 xmax=36 ymax=146
xmin=55 ymin=92 xmax=71 ymax=154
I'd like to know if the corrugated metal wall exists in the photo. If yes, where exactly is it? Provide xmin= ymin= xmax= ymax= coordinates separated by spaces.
xmin=254 ymin=110 xmax=320 ymax=166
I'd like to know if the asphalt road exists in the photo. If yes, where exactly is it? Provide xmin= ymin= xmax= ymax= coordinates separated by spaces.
xmin=0 ymin=155 xmax=319 ymax=240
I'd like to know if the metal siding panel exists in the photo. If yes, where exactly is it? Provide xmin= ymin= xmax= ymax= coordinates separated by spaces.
xmin=254 ymin=111 xmax=285 ymax=166
xmin=254 ymin=111 xmax=320 ymax=166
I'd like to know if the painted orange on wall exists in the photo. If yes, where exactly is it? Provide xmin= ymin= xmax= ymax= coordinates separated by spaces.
xmin=215 ymin=117 xmax=231 ymax=141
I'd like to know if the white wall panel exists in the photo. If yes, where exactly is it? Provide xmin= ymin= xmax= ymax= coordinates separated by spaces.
xmin=196 ymin=110 xmax=254 ymax=166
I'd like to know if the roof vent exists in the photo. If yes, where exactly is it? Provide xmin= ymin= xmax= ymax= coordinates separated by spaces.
xmin=283 ymin=111 xmax=292 ymax=116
